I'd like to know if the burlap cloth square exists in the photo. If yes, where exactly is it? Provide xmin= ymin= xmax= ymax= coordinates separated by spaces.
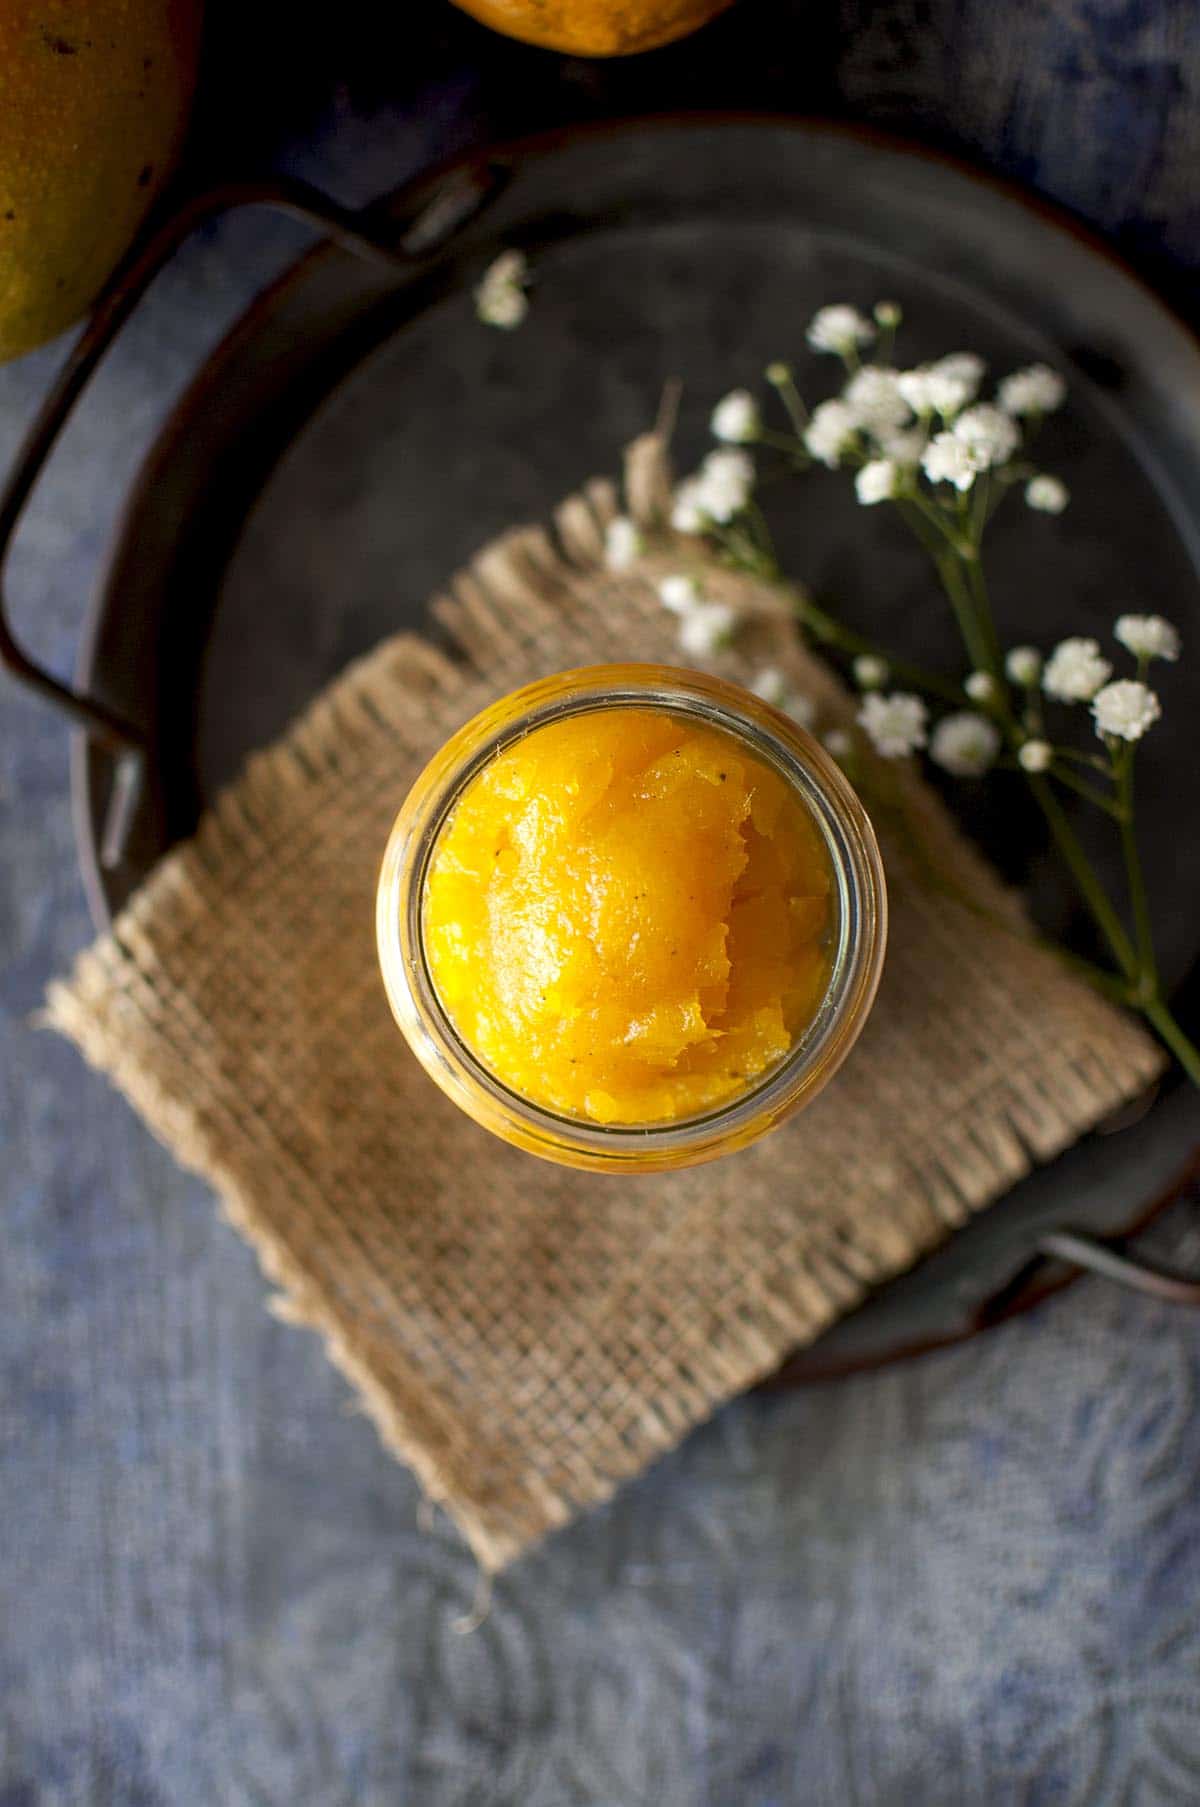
xmin=47 ymin=436 xmax=1163 ymax=1570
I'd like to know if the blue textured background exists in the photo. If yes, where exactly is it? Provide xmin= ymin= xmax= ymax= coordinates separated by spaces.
xmin=3 ymin=3 xmax=1200 ymax=1801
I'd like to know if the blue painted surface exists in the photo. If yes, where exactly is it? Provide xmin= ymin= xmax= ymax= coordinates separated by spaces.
xmin=3 ymin=5 xmax=1200 ymax=1801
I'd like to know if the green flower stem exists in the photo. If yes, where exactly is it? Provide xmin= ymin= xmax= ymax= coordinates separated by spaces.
xmin=768 ymin=372 xmax=810 ymax=438
xmin=932 ymin=550 xmax=999 ymax=682
xmin=898 ymin=493 xmax=966 ymax=556
xmin=753 ymin=427 xmax=811 ymax=455
xmin=785 ymin=586 xmax=966 ymax=707
xmin=1142 ymin=995 xmax=1200 ymax=1088
xmin=1025 ymin=774 xmax=1140 ymax=979
xmin=1116 ymin=746 xmax=1158 ymax=988
xmin=898 ymin=509 xmax=1147 ymax=988
xmin=1052 ymin=746 xmax=1113 ymax=775
xmin=968 ymin=472 xmax=991 ymax=545
xmin=1050 ymin=764 xmax=1127 ymax=821
xmin=959 ymin=545 xmax=1006 ymax=683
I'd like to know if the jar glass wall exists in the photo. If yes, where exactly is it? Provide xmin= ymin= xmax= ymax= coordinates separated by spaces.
xmin=377 ymin=664 xmax=887 ymax=1172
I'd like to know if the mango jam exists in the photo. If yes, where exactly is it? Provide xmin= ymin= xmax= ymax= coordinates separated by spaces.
xmin=422 ymin=708 xmax=832 ymax=1126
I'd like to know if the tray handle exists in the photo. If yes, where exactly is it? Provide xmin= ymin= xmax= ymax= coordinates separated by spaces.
xmin=1038 ymin=1229 xmax=1200 ymax=1304
xmin=0 ymin=161 xmax=508 ymax=758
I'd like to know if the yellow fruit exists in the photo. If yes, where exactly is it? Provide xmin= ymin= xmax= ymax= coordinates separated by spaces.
xmin=448 ymin=0 xmax=735 ymax=56
xmin=0 ymin=0 xmax=202 ymax=361
xmin=423 ymin=708 xmax=832 ymax=1125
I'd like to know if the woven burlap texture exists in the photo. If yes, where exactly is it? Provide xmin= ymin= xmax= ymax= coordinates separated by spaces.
xmin=47 ymin=435 xmax=1164 ymax=1571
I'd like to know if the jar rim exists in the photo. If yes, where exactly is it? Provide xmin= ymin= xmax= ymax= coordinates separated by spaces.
xmin=376 ymin=665 xmax=888 ymax=1172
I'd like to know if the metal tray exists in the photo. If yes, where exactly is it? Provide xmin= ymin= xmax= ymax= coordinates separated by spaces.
xmin=4 ymin=117 xmax=1198 ymax=1373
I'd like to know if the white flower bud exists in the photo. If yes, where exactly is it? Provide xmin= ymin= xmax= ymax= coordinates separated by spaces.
xmin=844 ymin=367 xmax=910 ymax=433
xmin=710 ymin=390 xmax=761 ymax=444
xmin=1113 ymin=614 xmax=1181 ymax=662
xmin=807 ymin=305 xmax=876 ymax=355
xmin=474 ymin=249 xmax=530 ymax=330
xmin=750 ymin=666 xmax=789 ymax=706
xmin=954 ymin=404 xmax=1020 ymax=469
xmin=804 ymin=400 xmax=857 ymax=468
xmin=857 ymin=691 xmax=928 ymax=759
xmin=784 ymin=693 xmax=817 ymax=729
xmin=1018 ymin=738 xmax=1053 ymax=773
xmin=658 ymin=575 xmax=701 ymax=615
xmin=930 ymin=712 xmax=1001 ymax=777
xmin=1043 ymin=637 xmax=1112 ymax=702
xmin=1005 ymin=646 xmax=1043 ymax=686
xmin=1025 ymin=475 xmax=1069 ymax=514
xmin=670 ymin=480 xmax=707 ymax=534
xmin=696 ymin=448 xmax=754 ymax=522
xmin=604 ymin=516 xmax=643 ymax=572
xmin=964 ymin=671 xmax=996 ymax=703
xmin=823 ymin=728 xmax=854 ymax=761
xmin=1091 ymin=679 xmax=1161 ymax=742
xmin=998 ymin=364 xmax=1066 ymax=416
xmin=921 ymin=432 xmax=982 ymax=491
xmin=855 ymin=459 xmax=900 ymax=506
xmin=853 ymin=654 xmax=890 ymax=690
xmin=678 ymin=601 xmax=738 ymax=659
xmin=933 ymin=353 xmax=986 ymax=397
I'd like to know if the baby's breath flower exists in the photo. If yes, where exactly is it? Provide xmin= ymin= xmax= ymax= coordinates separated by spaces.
xmin=678 ymin=601 xmax=738 ymax=659
xmin=1043 ymin=636 xmax=1112 ymax=702
xmin=750 ymin=665 xmax=814 ymax=725
xmin=765 ymin=361 xmax=792 ymax=388
xmin=696 ymin=448 xmax=755 ymax=522
xmin=484 ymin=249 xmax=526 ymax=289
xmin=998 ymin=364 xmax=1066 ymax=417
xmin=853 ymin=653 xmax=890 ymax=689
xmin=896 ymin=368 xmax=937 ymax=416
xmin=658 ymin=574 xmax=701 ymax=615
xmin=476 ymin=282 xmax=527 ymax=330
xmin=823 ymin=727 xmax=855 ymax=760
xmin=1025 ymin=474 xmax=1069 ymax=514
xmin=750 ymin=666 xmax=789 ymax=706
xmin=1018 ymin=738 xmax=1053 ymax=772
xmin=604 ymin=516 xmax=643 ymax=571
xmin=474 ymin=249 xmax=529 ymax=329
xmin=1091 ymin=679 xmax=1161 ymax=742
xmin=807 ymin=305 xmax=876 ymax=356
xmin=710 ymin=389 xmax=761 ymax=444
xmin=858 ymin=691 xmax=928 ymax=759
xmin=879 ymin=427 xmax=927 ymax=466
xmin=670 ymin=479 xmax=707 ymax=534
xmin=964 ymin=670 xmax=996 ymax=703
xmin=900 ymin=366 xmax=974 ymax=418
xmin=843 ymin=365 xmax=911 ymax=433
xmin=1114 ymin=613 xmax=1181 ymax=663
xmin=932 ymin=353 xmax=986 ymax=398
xmin=953 ymin=404 xmax=1020 ymax=469
xmin=874 ymin=300 xmax=902 ymax=328
xmin=921 ymin=431 xmax=982 ymax=491
xmin=855 ymin=459 xmax=899 ymax=506
xmin=930 ymin=711 xmax=1001 ymax=776
xmin=804 ymin=399 xmax=858 ymax=468
xmin=1006 ymin=645 xmax=1043 ymax=686
xmin=784 ymin=693 xmax=817 ymax=729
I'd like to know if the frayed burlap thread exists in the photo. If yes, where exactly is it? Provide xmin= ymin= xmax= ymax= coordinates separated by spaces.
xmin=47 ymin=436 xmax=1164 ymax=1571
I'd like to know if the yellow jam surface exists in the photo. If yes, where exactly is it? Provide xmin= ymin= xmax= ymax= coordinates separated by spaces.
xmin=422 ymin=708 xmax=832 ymax=1125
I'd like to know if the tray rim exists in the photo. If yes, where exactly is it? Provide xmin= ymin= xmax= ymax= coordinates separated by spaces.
xmin=68 ymin=110 xmax=1200 ymax=1371
xmin=73 ymin=109 xmax=1200 ymax=923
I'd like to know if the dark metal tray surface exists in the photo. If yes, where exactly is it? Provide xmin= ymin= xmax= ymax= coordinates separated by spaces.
xmin=4 ymin=118 xmax=1199 ymax=1372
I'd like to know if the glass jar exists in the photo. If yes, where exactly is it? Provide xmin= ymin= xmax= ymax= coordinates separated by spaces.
xmin=377 ymin=664 xmax=887 ymax=1172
